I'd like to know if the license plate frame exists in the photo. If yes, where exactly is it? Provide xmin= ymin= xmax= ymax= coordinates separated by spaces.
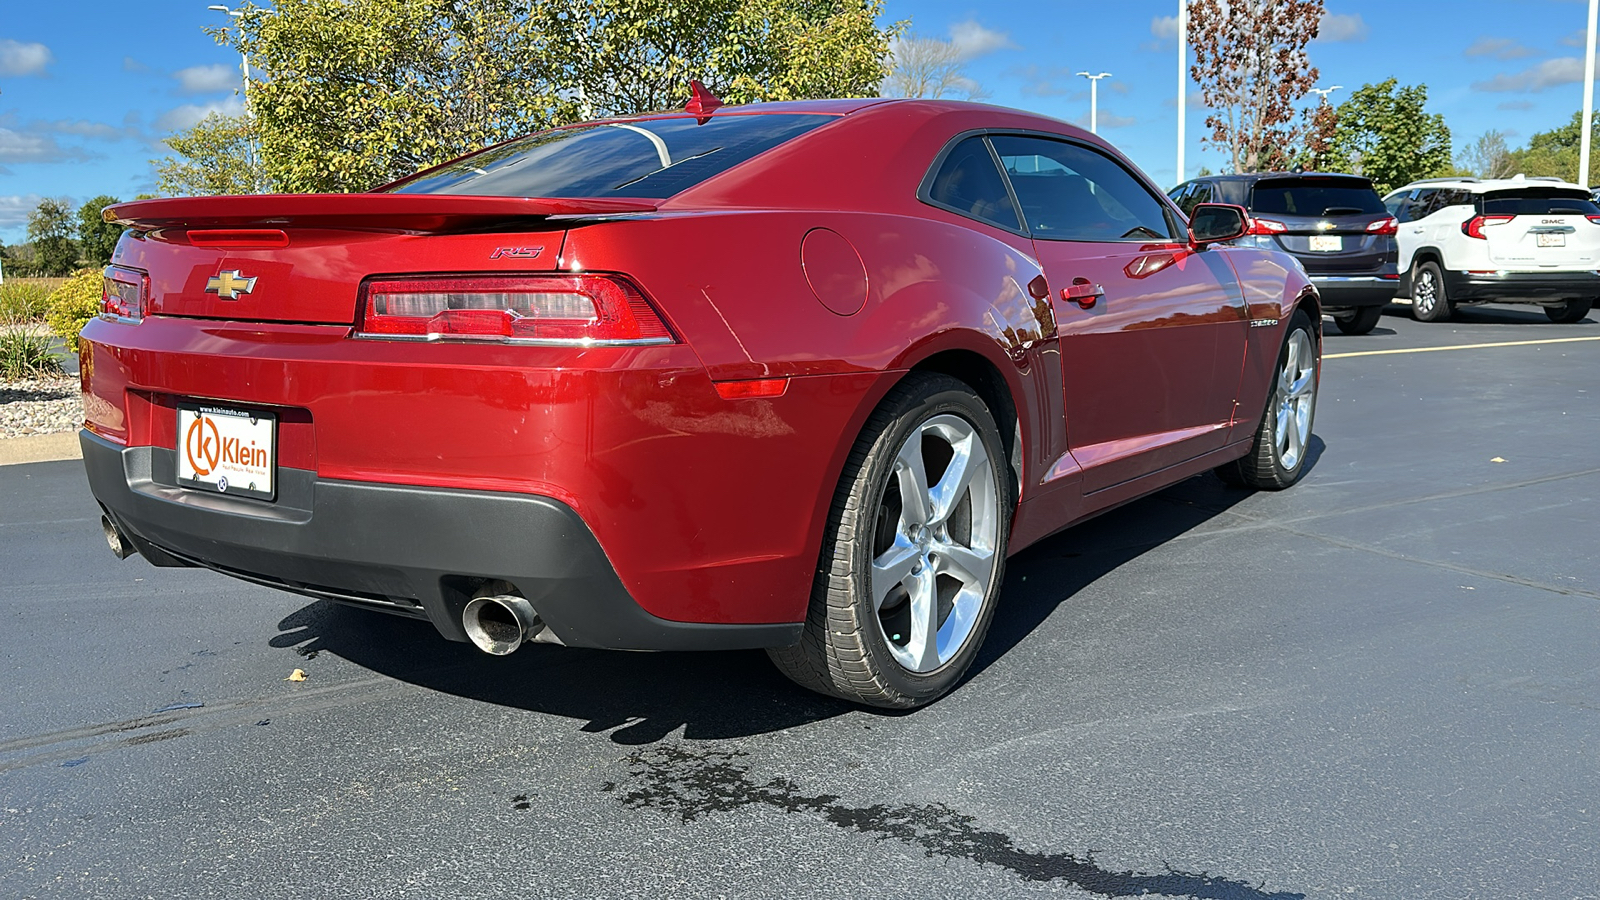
xmin=1308 ymin=235 xmax=1343 ymax=252
xmin=1537 ymin=232 xmax=1566 ymax=248
xmin=176 ymin=404 xmax=277 ymax=501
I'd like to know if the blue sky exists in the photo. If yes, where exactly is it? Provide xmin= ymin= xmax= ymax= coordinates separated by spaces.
xmin=1 ymin=0 xmax=1598 ymax=242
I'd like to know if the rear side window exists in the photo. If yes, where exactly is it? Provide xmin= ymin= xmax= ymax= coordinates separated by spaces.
xmin=1481 ymin=188 xmax=1600 ymax=216
xmin=1250 ymin=178 xmax=1386 ymax=216
xmin=991 ymin=135 xmax=1174 ymax=241
xmin=924 ymin=137 xmax=1023 ymax=232
xmin=1172 ymin=182 xmax=1213 ymax=217
xmin=385 ymin=114 xmax=833 ymax=199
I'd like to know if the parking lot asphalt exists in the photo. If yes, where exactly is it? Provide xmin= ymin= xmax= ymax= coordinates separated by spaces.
xmin=2 ymin=304 xmax=1597 ymax=900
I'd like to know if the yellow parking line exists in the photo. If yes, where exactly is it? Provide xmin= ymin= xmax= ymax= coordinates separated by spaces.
xmin=1325 ymin=335 xmax=1600 ymax=360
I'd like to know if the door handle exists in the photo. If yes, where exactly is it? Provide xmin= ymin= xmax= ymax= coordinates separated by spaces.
xmin=1062 ymin=278 xmax=1104 ymax=310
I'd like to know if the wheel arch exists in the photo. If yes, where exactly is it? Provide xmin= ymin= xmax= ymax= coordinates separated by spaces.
xmin=907 ymin=347 xmax=1023 ymax=496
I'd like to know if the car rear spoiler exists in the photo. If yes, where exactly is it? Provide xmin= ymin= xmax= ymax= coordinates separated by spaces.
xmin=102 ymin=194 xmax=661 ymax=232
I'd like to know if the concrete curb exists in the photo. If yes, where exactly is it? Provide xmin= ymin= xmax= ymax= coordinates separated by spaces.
xmin=0 ymin=432 xmax=82 ymax=466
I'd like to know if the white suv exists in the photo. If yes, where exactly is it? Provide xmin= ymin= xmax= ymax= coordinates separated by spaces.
xmin=1384 ymin=175 xmax=1600 ymax=323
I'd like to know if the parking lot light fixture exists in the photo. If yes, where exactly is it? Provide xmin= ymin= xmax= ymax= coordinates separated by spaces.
xmin=1077 ymin=71 xmax=1112 ymax=135
xmin=207 ymin=5 xmax=250 ymax=90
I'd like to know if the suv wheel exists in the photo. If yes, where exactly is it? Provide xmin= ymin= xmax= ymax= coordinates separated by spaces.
xmin=1332 ymin=306 xmax=1384 ymax=335
xmin=1411 ymin=262 xmax=1452 ymax=322
xmin=1545 ymin=299 xmax=1594 ymax=324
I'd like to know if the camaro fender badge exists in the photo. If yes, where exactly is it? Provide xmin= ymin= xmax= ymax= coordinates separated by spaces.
xmin=489 ymin=246 xmax=544 ymax=260
xmin=206 ymin=270 xmax=257 ymax=300
xmin=1250 ymin=318 xmax=1280 ymax=328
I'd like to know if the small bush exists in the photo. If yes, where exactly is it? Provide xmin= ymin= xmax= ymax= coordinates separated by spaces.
xmin=0 ymin=325 xmax=64 ymax=379
xmin=0 ymin=281 xmax=54 ymax=322
xmin=46 ymin=268 xmax=103 ymax=353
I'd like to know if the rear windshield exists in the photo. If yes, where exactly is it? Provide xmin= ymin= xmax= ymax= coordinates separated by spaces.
xmin=1480 ymin=188 xmax=1600 ymax=216
xmin=1250 ymin=178 xmax=1386 ymax=217
xmin=385 ymin=114 xmax=833 ymax=199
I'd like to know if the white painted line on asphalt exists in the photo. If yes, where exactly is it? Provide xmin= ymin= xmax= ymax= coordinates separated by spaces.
xmin=1326 ymin=335 xmax=1600 ymax=360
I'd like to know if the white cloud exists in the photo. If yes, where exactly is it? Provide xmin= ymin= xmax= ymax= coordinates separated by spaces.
xmin=1465 ymin=37 xmax=1537 ymax=60
xmin=0 ymin=39 xmax=52 ymax=76
xmin=1318 ymin=13 xmax=1369 ymax=43
xmin=174 ymin=63 xmax=239 ymax=95
xmin=155 ymin=96 xmax=246 ymax=134
xmin=1472 ymin=57 xmax=1591 ymax=92
xmin=1073 ymin=110 xmax=1136 ymax=131
xmin=0 ymin=195 xmax=44 ymax=233
xmin=1151 ymin=15 xmax=1180 ymax=41
xmin=948 ymin=20 xmax=1015 ymax=60
xmin=0 ymin=127 xmax=94 ymax=164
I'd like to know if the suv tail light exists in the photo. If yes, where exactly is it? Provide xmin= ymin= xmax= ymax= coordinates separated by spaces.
xmin=357 ymin=274 xmax=673 ymax=345
xmin=1462 ymin=215 xmax=1514 ymax=239
xmin=1247 ymin=218 xmax=1289 ymax=235
xmin=102 ymin=266 xmax=148 ymax=322
xmin=1366 ymin=216 xmax=1399 ymax=236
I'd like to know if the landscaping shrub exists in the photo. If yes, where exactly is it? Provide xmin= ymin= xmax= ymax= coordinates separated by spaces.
xmin=46 ymin=269 xmax=103 ymax=353
xmin=0 ymin=281 xmax=53 ymax=322
xmin=0 ymin=319 xmax=64 ymax=380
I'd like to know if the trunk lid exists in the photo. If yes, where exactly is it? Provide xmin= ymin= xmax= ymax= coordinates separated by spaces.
xmin=1247 ymin=176 xmax=1394 ymax=274
xmin=105 ymin=194 xmax=658 ymax=324
xmin=1476 ymin=188 xmax=1600 ymax=269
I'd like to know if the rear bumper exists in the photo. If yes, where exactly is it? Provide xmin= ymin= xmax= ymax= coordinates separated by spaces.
xmin=1308 ymin=275 xmax=1400 ymax=309
xmin=1443 ymin=270 xmax=1600 ymax=303
xmin=82 ymin=430 xmax=801 ymax=651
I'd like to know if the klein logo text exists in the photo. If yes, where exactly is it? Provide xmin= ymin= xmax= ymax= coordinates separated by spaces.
xmin=490 ymin=247 xmax=544 ymax=260
xmin=185 ymin=413 xmax=268 ymax=477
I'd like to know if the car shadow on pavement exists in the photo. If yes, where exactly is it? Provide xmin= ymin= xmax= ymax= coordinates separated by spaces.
xmin=271 ymin=439 xmax=1323 ymax=743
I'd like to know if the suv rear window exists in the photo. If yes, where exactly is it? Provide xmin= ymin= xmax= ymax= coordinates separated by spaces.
xmin=1480 ymin=188 xmax=1600 ymax=216
xmin=1250 ymin=178 xmax=1386 ymax=217
xmin=385 ymin=114 xmax=833 ymax=199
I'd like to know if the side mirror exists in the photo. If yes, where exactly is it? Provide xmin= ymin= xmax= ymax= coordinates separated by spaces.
xmin=1189 ymin=203 xmax=1249 ymax=246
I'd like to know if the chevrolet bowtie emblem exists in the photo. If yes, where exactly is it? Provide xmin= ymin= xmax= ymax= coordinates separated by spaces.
xmin=206 ymin=270 xmax=257 ymax=300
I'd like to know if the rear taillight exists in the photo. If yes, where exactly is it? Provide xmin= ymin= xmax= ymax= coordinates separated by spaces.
xmin=1462 ymin=215 xmax=1514 ymax=239
xmin=101 ymin=266 xmax=147 ymax=322
xmin=1587 ymin=215 xmax=1600 ymax=225
xmin=1247 ymin=218 xmax=1289 ymax=235
xmin=1366 ymin=216 xmax=1399 ymax=236
xmin=357 ymin=274 xmax=673 ymax=345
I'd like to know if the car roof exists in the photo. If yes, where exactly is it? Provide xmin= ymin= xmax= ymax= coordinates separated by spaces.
xmin=1185 ymin=172 xmax=1370 ymax=184
xmin=1383 ymin=174 xmax=1589 ymax=198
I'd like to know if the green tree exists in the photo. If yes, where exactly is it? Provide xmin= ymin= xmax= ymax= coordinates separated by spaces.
xmin=209 ymin=0 xmax=900 ymax=193
xmin=77 ymin=195 xmax=124 ymax=265
xmin=1323 ymin=79 xmax=1451 ymax=193
xmin=154 ymin=112 xmax=271 ymax=196
xmin=1507 ymin=112 xmax=1600 ymax=185
xmin=26 ymin=198 xmax=78 ymax=276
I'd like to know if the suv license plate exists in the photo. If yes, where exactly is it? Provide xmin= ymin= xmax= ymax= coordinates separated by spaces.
xmin=1309 ymin=235 xmax=1342 ymax=252
xmin=177 ymin=405 xmax=276 ymax=500
xmin=1537 ymin=232 xmax=1566 ymax=248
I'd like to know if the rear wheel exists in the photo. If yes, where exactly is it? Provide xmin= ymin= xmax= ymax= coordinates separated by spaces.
xmin=1411 ymin=262 xmax=1452 ymax=322
xmin=1545 ymin=299 xmax=1594 ymax=324
xmin=767 ymin=372 xmax=1011 ymax=708
xmin=1332 ymin=305 xmax=1384 ymax=335
xmin=1216 ymin=310 xmax=1319 ymax=490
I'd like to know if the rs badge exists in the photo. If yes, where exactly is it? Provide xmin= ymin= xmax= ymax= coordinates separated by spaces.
xmin=206 ymin=270 xmax=257 ymax=300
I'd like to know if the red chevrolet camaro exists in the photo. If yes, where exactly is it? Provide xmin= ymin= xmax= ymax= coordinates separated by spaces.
xmin=81 ymin=95 xmax=1319 ymax=708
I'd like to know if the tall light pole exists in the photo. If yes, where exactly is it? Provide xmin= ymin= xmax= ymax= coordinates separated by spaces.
xmin=1582 ymin=0 xmax=1598 ymax=186
xmin=1177 ymin=0 xmax=1187 ymax=185
xmin=1310 ymin=85 xmax=1343 ymax=103
xmin=207 ymin=5 xmax=249 ymax=91
xmin=1077 ymin=71 xmax=1112 ymax=135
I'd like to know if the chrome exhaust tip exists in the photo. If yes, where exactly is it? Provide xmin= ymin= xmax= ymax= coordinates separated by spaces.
xmin=101 ymin=515 xmax=135 ymax=560
xmin=462 ymin=591 xmax=540 ymax=655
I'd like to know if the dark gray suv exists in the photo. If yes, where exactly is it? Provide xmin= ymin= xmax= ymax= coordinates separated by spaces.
xmin=1170 ymin=173 xmax=1400 ymax=335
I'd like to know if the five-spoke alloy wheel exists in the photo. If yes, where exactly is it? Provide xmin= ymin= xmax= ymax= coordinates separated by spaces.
xmin=768 ymin=373 xmax=1011 ymax=708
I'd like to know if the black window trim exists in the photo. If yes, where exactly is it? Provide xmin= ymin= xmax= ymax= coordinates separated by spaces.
xmin=917 ymin=128 xmax=1189 ymax=243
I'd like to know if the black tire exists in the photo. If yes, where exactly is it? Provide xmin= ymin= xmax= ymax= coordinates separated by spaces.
xmin=1545 ymin=299 xmax=1593 ymax=324
xmin=767 ymin=372 xmax=1013 ymax=709
xmin=1215 ymin=310 xmax=1319 ymax=490
xmin=1410 ymin=262 xmax=1452 ymax=322
xmin=1332 ymin=305 xmax=1384 ymax=335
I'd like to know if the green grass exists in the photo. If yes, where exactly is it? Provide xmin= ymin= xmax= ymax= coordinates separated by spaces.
xmin=0 ymin=326 xmax=65 ymax=380
xmin=0 ymin=281 xmax=55 ymax=323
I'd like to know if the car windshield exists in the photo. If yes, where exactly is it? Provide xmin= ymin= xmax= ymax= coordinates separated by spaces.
xmin=1481 ymin=188 xmax=1600 ymax=216
xmin=385 ymin=114 xmax=834 ymax=199
xmin=1250 ymin=177 xmax=1386 ymax=217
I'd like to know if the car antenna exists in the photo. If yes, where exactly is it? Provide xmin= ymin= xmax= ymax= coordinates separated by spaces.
xmin=686 ymin=79 xmax=723 ymax=123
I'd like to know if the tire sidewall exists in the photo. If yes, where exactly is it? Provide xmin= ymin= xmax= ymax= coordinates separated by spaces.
xmin=1262 ymin=312 xmax=1319 ymax=484
xmin=848 ymin=382 xmax=1011 ymax=702
xmin=1413 ymin=263 xmax=1449 ymax=321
